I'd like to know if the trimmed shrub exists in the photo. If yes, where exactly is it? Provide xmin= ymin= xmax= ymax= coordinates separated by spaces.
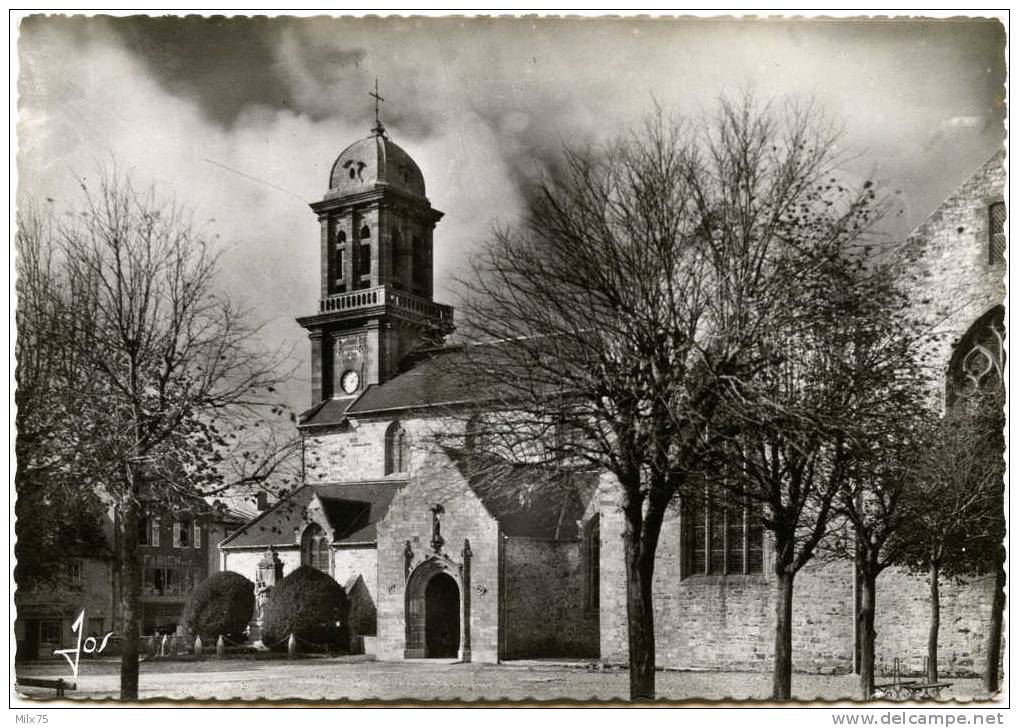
xmin=181 ymin=571 xmax=255 ymax=642
xmin=261 ymin=566 xmax=350 ymax=652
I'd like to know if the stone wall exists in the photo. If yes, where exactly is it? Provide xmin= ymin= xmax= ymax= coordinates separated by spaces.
xmin=600 ymin=496 xmax=852 ymax=673
xmin=502 ymin=537 xmax=599 ymax=659
xmin=874 ymin=567 xmax=996 ymax=678
xmin=223 ymin=544 xmax=377 ymax=638
xmin=899 ymin=152 xmax=1006 ymax=396
xmin=597 ymin=488 xmax=993 ymax=676
xmin=223 ymin=546 xmax=302 ymax=586
xmin=304 ymin=415 xmax=450 ymax=484
xmin=333 ymin=546 xmax=379 ymax=635
xmin=206 ymin=523 xmax=232 ymax=575
xmin=375 ymin=448 xmax=501 ymax=662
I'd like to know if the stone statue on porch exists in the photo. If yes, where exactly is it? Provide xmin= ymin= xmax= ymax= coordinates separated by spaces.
xmin=430 ymin=504 xmax=445 ymax=552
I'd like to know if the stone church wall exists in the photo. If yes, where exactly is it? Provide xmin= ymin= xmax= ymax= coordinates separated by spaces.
xmin=375 ymin=450 xmax=501 ymax=663
xmin=599 ymin=500 xmax=852 ymax=672
xmin=333 ymin=546 xmax=378 ymax=636
xmin=899 ymin=152 xmax=1005 ymax=395
xmin=304 ymin=415 xmax=450 ymax=484
xmin=597 ymin=492 xmax=994 ymax=675
xmin=874 ymin=567 xmax=996 ymax=678
xmin=223 ymin=546 xmax=302 ymax=587
xmin=502 ymin=538 xmax=599 ymax=659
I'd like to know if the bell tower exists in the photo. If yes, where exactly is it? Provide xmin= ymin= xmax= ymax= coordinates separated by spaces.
xmin=296 ymin=94 xmax=454 ymax=407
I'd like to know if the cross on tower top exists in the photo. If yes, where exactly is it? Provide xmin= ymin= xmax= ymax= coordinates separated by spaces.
xmin=370 ymin=77 xmax=386 ymax=136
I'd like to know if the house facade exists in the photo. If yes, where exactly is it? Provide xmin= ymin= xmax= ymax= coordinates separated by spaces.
xmin=221 ymin=125 xmax=1005 ymax=675
xmin=15 ymin=504 xmax=249 ymax=660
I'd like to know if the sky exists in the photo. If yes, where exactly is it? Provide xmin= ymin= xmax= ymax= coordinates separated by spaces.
xmin=15 ymin=13 xmax=1007 ymax=412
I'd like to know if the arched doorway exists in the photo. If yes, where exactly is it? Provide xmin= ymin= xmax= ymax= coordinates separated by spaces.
xmin=425 ymin=573 xmax=460 ymax=658
xmin=404 ymin=557 xmax=467 ymax=660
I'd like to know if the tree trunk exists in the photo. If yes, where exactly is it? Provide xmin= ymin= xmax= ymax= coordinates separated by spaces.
xmin=927 ymin=561 xmax=940 ymax=684
xmin=773 ymin=568 xmax=795 ymax=700
xmin=984 ymin=548 xmax=1005 ymax=694
xmin=858 ymin=569 xmax=877 ymax=700
xmin=621 ymin=493 xmax=665 ymax=701
xmin=118 ymin=500 xmax=141 ymax=700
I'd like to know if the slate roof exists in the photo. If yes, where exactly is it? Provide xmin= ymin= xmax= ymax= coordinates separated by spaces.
xmin=348 ymin=346 xmax=500 ymax=414
xmin=219 ymin=480 xmax=404 ymax=548
xmin=444 ymin=447 xmax=600 ymax=539
xmin=298 ymin=398 xmax=355 ymax=429
xmin=208 ymin=502 xmax=255 ymax=525
xmin=299 ymin=341 xmax=533 ymax=428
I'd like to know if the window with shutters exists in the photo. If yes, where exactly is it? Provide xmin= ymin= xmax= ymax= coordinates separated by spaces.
xmin=174 ymin=520 xmax=191 ymax=548
xmin=67 ymin=560 xmax=83 ymax=590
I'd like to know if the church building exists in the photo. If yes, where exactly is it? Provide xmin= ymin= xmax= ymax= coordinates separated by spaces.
xmin=220 ymin=116 xmax=1004 ymax=675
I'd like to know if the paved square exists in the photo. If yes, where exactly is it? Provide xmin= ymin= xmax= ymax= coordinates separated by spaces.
xmin=14 ymin=657 xmax=994 ymax=703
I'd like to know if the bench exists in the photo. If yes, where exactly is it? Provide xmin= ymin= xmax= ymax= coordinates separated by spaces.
xmin=15 ymin=677 xmax=76 ymax=697
xmin=903 ymin=683 xmax=953 ymax=700
xmin=873 ymin=680 xmax=917 ymax=700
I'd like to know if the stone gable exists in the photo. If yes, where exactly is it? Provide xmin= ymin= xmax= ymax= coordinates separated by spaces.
xmin=375 ymin=446 xmax=502 ymax=662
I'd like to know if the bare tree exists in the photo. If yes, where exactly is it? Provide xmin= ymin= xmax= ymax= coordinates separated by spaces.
xmin=15 ymin=206 xmax=110 ymax=584
xmin=828 ymin=411 xmax=928 ymax=699
xmin=710 ymin=245 xmax=926 ymax=699
xmin=448 ymin=94 xmax=886 ymax=700
xmin=897 ymin=388 xmax=1005 ymax=689
xmin=15 ymin=173 xmax=299 ymax=699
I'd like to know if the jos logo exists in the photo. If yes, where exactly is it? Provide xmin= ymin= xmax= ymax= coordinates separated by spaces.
xmin=54 ymin=609 xmax=114 ymax=679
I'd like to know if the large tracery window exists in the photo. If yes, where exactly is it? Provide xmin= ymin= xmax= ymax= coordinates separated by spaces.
xmin=989 ymin=202 xmax=1006 ymax=266
xmin=385 ymin=421 xmax=411 ymax=475
xmin=683 ymin=487 xmax=764 ymax=578
xmin=301 ymin=523 xmax=330 ymax=573
xmin=947 ymin=306 xmax=1005 ymax=408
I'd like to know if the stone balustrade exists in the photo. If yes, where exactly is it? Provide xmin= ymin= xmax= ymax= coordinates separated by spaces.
xmin=319 ymin=285 xmax=454 ymax=325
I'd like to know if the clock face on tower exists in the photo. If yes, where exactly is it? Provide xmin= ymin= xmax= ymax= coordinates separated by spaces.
xmin=340 ymin=370 xmax=360 ymax=394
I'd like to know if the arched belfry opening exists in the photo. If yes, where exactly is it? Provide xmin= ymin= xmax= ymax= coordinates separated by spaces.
xmin=404 ymin=557 xmax=468 ymax=660
xmin=298 ymin=94 xmax=453 ymax=407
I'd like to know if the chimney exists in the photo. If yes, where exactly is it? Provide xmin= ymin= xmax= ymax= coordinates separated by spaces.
xmin=256 ymin=492 xmax=269 ymax=512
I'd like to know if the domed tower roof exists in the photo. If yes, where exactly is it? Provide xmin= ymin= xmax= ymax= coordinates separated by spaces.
xmin=326 ymin=129 xmax=427 ymax=200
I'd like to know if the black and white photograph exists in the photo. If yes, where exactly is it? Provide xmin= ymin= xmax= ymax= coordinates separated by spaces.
xmin=11 ymin=10 xmax=1008 ymax=710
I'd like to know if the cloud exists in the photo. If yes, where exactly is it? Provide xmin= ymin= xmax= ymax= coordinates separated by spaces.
xmin=943 ymin=115 xmax=983 ymax=129
xmin=16 ymin=18 xmax=528 ymax=411
xmin=16 ymin=15 xmax=1006 ymax=412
